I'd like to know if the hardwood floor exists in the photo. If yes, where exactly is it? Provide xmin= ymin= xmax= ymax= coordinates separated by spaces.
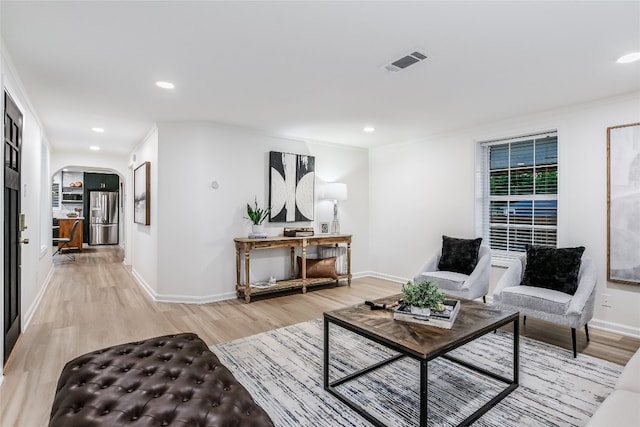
xmin=1 ymin=246 xmax=638 ymax=426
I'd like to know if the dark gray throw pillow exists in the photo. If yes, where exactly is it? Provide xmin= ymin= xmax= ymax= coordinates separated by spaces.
xmin=521 ymin=246 xmax=585 ymax=295
xmin=437 ymin=236 xmax=483 ymax=275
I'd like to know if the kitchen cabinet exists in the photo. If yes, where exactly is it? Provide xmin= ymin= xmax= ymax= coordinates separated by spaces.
xmin=84 ymin=173 xmax=119 ymax=191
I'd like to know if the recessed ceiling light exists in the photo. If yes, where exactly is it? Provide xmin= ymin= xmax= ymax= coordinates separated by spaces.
xmin=89 ymin=146 xmax=100 ymax=151
xmin=91 ymin=127 xmax=105 ymax=133
xmin=363 ymin=127 xmax=376 ymax=133
xmin=155 ymin=81 xmax=175 ymax=89
xmin=617 ymin=52 xmax=640 ymax=63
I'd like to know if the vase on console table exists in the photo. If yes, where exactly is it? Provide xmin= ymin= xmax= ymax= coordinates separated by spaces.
xmin=249 ymin=224 xmax=267 ymax=238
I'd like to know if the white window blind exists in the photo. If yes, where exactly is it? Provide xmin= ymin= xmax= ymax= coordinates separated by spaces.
xmin=479 ymin=131 xmax=558 ymax=257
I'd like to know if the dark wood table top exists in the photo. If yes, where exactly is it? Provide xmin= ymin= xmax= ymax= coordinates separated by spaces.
xmin=324 ymin=294 xmax=519 ymax=360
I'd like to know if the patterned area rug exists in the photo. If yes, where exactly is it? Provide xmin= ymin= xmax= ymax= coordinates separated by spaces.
xmin=211 ymin=319 xmax=621 ymax=427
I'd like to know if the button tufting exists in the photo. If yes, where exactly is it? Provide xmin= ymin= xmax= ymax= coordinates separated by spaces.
xmin=48 ymin=333 xmax=274 ymax=427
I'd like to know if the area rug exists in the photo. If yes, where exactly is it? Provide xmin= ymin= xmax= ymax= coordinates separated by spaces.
xmin=211 ymin=319 xmax=622 ymax=426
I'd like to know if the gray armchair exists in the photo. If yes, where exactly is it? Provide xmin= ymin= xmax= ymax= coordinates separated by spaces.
xmin=413 ymin=245 xmax=492 ymax=302
xmin=493 ymin=253 xmax=597 ymax=358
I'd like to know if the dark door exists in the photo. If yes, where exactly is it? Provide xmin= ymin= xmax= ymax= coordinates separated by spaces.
xmin=4 ymin=92 xmax=23 ymax=365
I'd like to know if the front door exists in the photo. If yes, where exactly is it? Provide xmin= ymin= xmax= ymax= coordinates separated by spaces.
xmin=4 ymin=91 xmax=23 ymax=365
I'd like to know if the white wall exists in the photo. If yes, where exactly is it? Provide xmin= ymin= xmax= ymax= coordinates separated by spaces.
xmin=129 ymin=128 xmax=159 ymax=294
xmin=369 ymin=92 xmax=640 ymax=336
xmin=129 ymin=122 xmax=369 ymax=302
xmin=1 ymin=42 xmax=54 ymax=374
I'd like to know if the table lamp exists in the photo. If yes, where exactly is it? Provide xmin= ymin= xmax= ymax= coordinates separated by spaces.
xmin=322 ymin=182 xmax=348 ymax=234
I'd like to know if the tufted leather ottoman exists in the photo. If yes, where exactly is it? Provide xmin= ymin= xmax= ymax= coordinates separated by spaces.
xmin=49 ymin=333 xmax=274 ymax=427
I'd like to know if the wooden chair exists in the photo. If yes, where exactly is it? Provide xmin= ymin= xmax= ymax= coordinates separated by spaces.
xmin=52 ymin=220 xmax=80 ymax=261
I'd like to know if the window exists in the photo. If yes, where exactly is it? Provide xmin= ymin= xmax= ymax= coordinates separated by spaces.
xmin=52 ymin=182 xmax=60 ymax=208
xmin=478 ymin=131 xmax=558 ymax=257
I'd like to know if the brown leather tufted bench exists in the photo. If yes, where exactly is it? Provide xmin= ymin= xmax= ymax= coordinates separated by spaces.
xmin=49 ymin=333 xmax=274 ymax=427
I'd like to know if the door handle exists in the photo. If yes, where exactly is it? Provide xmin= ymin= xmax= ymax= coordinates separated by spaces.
xmin=19 ymin=238 xmax=29 ymax=244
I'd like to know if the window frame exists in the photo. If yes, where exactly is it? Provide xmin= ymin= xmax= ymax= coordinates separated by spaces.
xmin=475 ymin=130 xmax=559 ymax=266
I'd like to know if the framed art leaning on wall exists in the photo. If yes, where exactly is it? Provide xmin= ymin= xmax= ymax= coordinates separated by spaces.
xmin=607 ymin=122 xmax=640 ymax=285
xmin=134 ymin=161 xmax=150 ymax=225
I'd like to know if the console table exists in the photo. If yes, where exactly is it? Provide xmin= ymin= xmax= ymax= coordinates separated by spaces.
xmin=234 ymin=234 xmax=352 ymax=302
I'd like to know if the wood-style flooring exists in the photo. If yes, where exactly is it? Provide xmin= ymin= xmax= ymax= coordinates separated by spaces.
xmin=1 ymin=246 xmax=638 ymax=427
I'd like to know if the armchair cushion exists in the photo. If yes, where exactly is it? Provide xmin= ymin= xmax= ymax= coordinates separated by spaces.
xmin=417 ymin=270 xmax=468 ymax=291
xmin=500 ymin=285 xmax=573 ymax=315
xmin=521 ymin=245 xmax=585 ymax=295
xmin=437 ymin=236 xmax=483 ymax=275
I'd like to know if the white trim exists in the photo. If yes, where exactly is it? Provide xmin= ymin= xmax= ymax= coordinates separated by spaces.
xmin=23 ymin=264 xmax=54 ymax=331
xmin=590 ymin=318 xmax=640 ymax=339
xmin=153 ymin=291 xmax=237 ymax=305
xmin=130 ymin=269 xmax=376 ymax=304
xmin=366 ymin=271 xmax=407 ymax=284
xmin=130 ymin=267 xmax=157 ymax=302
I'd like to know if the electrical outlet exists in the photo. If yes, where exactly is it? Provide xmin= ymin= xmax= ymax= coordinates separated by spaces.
xmin=601 ymin=293 xmax=612 ymax=308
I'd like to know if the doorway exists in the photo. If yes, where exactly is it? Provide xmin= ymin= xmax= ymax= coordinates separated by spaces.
xmin=3 ymin=91 xmax=23 ymax=365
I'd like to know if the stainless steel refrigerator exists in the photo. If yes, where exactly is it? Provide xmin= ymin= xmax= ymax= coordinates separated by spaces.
xmin=89 ymin=191 xmax=119 ymax=245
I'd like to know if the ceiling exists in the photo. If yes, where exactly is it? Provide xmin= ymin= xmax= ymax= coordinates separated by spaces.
xmin=1 ymin=1 xmax=639 ymax=155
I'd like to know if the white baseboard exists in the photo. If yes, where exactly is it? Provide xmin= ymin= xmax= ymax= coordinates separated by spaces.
xmin=589 ymin=319 xmax=640 ymax=339
xmin=365 ymin=271 xmax=407 ymax=283
xmin=129 ymin=268 xmax=237 ymax=304
xmin=23 ymin=264 xmax=55 ymax=331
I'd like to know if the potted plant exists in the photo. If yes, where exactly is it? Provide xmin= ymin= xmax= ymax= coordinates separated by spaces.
xmin=245 ymin=197 xmax=270 ymax=235
xmin=402 ymin=280 xmax=446 ymax=317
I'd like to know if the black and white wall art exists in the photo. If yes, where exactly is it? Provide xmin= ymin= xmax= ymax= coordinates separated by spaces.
xmin=607 ymin=122 xmax=640 ymax=285
xmin=134 ymin=161 xmax=150 ymax=225
xmin=269 ymin=151 xmax=315 ymax=222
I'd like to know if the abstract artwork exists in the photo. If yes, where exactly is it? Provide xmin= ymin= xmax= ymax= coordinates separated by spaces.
xmin=607 ymin=123 xmax=640 ymax=285
xmin=134 ymin=162 xmax=150 ymax=225
xmin=269 ymin=151 xmax=315 ymax=222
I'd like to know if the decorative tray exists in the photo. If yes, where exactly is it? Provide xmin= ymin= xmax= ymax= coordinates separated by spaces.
xmin=393 ymin=299 xmax=460 ymax=329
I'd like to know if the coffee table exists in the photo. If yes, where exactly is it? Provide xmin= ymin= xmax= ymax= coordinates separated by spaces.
xmin=323 ymin=294 xmax=519 ymax=427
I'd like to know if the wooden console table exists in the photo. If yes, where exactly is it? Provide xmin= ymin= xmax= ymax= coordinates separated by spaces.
xmin=234 ymin=234 xmax=352 ymax=302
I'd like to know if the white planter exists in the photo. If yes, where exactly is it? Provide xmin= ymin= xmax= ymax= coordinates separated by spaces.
xmin=251 ymin=224 xmax=264 ymax=235
xmin=410 ymin=306 xmax=431 ymax=317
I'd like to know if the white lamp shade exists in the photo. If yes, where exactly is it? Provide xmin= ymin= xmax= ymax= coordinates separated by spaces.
xmin=322 ymin=182 xmax=348 ymax=201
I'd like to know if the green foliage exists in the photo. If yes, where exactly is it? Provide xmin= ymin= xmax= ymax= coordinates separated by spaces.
xmin=245 ymin=197 xmax=270 ymax=225
xmin=402 ymin=280 xmax=446 ymax=310
xmin=490 ymin=169 xmax=557 ymax=195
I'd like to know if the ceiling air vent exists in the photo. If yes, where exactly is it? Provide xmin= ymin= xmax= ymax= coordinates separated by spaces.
xmin=384 ymin=50 xmax=428 ymax=73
